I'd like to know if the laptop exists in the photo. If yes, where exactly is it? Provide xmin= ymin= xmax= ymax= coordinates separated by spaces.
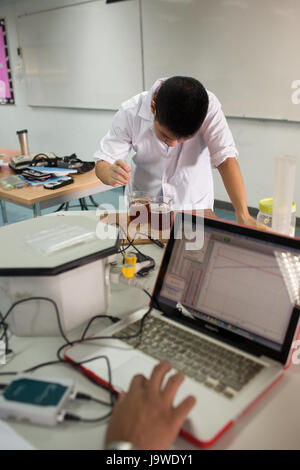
xmin=66 ymin=213 xmax=300 ymax=447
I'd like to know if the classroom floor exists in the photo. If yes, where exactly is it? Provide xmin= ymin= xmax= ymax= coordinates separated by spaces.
xmin=0 ymin=187 xmax=299 ymax=237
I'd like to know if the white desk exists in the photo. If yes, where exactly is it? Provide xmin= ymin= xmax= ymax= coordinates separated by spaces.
xmin=1 ymin=216 xmax=300 ymax=450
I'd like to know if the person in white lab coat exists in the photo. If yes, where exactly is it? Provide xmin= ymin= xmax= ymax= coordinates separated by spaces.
xmin=94 ymin=76 xmax=255 ymax=226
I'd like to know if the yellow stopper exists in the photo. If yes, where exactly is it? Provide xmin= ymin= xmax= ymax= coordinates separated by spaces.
xmin=121 ymin=263 xmax=135 ymax=279
xmin=123 ymin=253 xmax=137 ymax=267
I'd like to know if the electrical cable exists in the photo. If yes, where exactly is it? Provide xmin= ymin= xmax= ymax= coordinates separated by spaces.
xmin=80 ymin=314 xmax=120 ymax=342
xmin=0 ymin=218 xmax=164 ymax=418
xmin=0 ymin=297 xmax=72 ymax=347
xmin=64 ymin=410 xmax=112 ymax=423
xmin=0 ymin=288 xmax=155 ymax=414
xmin=75 ymin=391 xmax=111 ymax=407
xmin=0 ymin=311 xmax=12 ymax=355
xmin=115 ymin=223 xmax=157 ymax=278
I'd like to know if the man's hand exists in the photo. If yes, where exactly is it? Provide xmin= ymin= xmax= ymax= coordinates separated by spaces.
xmin=96 ymin=159 xmax=131 ymax=187
xmin=109 ymin=159 xmax=131 ymax=187
xmin=236 ymin=213 xmax=257 ymax=227
xmin=105 ymin=361 xmax=196 ymax=450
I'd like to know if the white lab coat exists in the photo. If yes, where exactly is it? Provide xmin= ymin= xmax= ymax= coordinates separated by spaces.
xmin=93 ymin=79 xmax=238 ymax=210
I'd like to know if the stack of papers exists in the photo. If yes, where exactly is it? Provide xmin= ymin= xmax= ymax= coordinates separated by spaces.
xmin=19 ymin=175 xmax=62 ymax=186
xmin=28 ymin=166 xmax=77 ymax=176
xmin=19 ymin=167 xmax=77 ymax=186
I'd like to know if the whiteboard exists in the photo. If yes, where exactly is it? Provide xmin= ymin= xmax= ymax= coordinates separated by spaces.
xmin=141 ymin=0 xmax=300 ymax=121
xmin=17 ymin=0 xmax=143 ymax=110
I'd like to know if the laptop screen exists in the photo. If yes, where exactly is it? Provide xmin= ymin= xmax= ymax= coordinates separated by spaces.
xmin=156 ymin=214 xmax=300 ymax=360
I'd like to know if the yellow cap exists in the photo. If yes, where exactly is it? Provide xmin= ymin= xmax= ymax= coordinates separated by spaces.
xmin=123 ymin=253 xmax=137 ymax=267
xmin=259 ymin=198 xmax=296 ymax=215
xmin=121 ymin=264 xmax=135 ymax=279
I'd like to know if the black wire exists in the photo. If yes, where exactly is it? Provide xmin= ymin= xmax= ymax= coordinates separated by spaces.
xmin=0 ymin=311 xmax=11 ymax=354
xmin=0 ymin=352 xmax=118 ymax=405
xmin=0 ymin=278 xmax=156 ymax=417
xmin=75 ymin=391 xmax=111 ymax=407
xmin=0 ymin=371 xmax=18 ymax=377
xmin=78 ymin=305 xmax=153 ymax=345
xmin=0 ymin=297 xmax=72 ymax=347
xmin=54 ymin=304 xmax=153 ymax=407
xmin=65 ymin=410 xmax=112 ymax=423
xmin=131 ymin=231 xmax=165 ymax=249
xmin=0 ymin=301 xmax=119 ymax=407
xmin=56 ymin=346 xmax=116 ymax=407
xmin=115 ymin=224 xmax=157 ymax=276
xmin=0 ymin=293 xmax=153 ymax=406
xmin=80 ymin=315 xmax=120 ymax=341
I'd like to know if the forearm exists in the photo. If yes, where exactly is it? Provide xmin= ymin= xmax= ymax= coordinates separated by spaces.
xmin=95 ymin=160 xmax=112 ymax=186
xmin=217 ymin=158 xmax=250 ymax=221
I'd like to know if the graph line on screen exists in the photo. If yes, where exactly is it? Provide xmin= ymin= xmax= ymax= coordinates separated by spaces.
xmin=195 ymin=241 xmax=291 ymax=343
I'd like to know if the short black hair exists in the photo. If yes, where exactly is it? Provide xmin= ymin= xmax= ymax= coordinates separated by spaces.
xmin=154 ymin=76 xmax=209 ymax=138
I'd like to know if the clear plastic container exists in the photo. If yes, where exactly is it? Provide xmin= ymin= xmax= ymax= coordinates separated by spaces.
xmin=257 ymin=198 xmax=296 ymax=237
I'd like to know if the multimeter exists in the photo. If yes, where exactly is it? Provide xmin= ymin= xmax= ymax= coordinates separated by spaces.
xmin=43 ymin=176 xmax=74 ymax=190
xmin=0 ymin=374 xmax=74 ymax=426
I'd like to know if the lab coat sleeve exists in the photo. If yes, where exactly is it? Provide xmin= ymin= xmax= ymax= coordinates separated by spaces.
xmin=201 ymin=91 xmax=239 ymax=169
xmin=93 ymin=106 xmax=133 ymax=164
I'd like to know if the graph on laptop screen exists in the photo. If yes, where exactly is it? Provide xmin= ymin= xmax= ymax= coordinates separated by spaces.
xmin=160 ymin=225 xmax=300 ymax=352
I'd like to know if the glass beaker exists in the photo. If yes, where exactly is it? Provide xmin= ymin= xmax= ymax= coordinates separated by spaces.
xmin=127 ymin=191 xmax=152 ymax=227
xmin=149 ymin=196 xmax=173 ymax=233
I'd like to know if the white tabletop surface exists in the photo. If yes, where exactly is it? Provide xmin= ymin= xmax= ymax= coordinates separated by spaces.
xmin=1 ymin=213 xmax=300 ymax=450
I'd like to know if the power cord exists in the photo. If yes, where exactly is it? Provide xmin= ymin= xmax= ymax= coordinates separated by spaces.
xmin=74 ymin=391 xmax=111 ymax=407
xmin=0 ymin=288 xmax=156 ymax=422
xmin=116 ymin=223 xmax=163 ymax=257
xmin=63 ymin=390 xmax=113 ymax=423
xmin=0 ymin=297 xmax=71 ymax=346
xmin=64 ymin=410 xmax=112 ymax=423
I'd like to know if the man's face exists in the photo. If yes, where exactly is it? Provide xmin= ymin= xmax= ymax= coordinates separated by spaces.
xmin=151 ymin=98 xmax=192 ymax=147
xmin=153 ymin=119 xmax=190 ymax=147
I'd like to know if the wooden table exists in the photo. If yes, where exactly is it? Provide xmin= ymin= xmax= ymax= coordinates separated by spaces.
xmin=0 ymin=148 xmax=111 ymax=224
xmin=99 ymin=208 xmax=217 ymax=246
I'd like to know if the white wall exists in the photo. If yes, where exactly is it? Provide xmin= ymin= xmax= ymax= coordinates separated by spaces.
xmin=1 ymin=0 xmax=299 ymax=211
xmin=216 ymin=117 xmax=300 ymax=210
xmin=0 ymin=0 xmax=115 ymax=160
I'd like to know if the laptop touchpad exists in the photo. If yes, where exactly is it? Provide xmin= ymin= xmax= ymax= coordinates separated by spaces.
xmin=113 ymin=355 xmax=158 ymax=391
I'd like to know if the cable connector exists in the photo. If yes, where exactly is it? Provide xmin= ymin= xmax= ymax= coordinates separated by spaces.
xmin=75 ymin=391 xmax=92 ymax=401
xmin=109 ymin=265 xmax=149 ymax=292
xmin=64 ymin=412 xmax=81 ymax=422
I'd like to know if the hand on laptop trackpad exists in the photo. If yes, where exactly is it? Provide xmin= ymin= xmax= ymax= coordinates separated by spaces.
xmin=113 ymin=356 xmax=157 ymax=392
xmin=113 ymin=356 xmax=183 ymax=396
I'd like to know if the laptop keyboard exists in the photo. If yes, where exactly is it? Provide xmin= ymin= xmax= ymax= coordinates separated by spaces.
xmin=114 ymin=315 xmax=264 ymax=399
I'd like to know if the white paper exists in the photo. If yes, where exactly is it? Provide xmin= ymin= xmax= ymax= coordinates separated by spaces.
xmin=0 ymin=420 xmax=35 ymax=450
